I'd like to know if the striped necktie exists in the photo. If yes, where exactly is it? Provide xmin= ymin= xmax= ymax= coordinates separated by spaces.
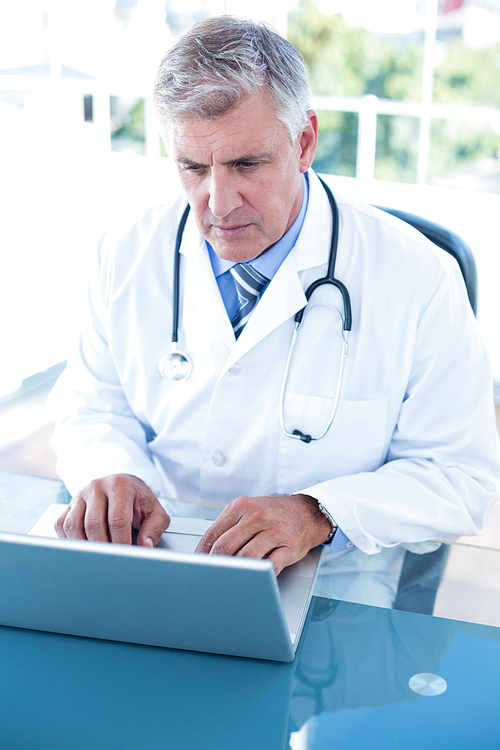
xmin=229 ymin=263 xmax=269 ymax=338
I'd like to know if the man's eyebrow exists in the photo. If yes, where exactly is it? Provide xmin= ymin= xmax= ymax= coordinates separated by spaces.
xmin=175 ymin=152 xmax=276 ymax=167
xmin=175 ymin=157 xmax=204 ymax=168
xmin=222 ymin=152 xmax=275 ymax=165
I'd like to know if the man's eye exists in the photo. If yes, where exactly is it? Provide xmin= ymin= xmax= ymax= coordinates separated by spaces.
xmin=233 ymin=161 xmax=259 ymax=172
xmin=182 ymin=164 xmax=206 ymax=174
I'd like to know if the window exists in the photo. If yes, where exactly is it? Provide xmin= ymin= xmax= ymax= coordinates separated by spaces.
xmin=0 ymin=0 xmax=499 ymax=409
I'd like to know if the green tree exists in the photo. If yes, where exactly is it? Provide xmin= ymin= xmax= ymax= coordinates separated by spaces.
xmin=434 ymin=40 xmax=500 ymax=108
xmin=288 ymin=1 xmax=423 ymax=182
xmin=288 ymin=1 xmax=500 ymax=188
xmin=430 ymin=39 xmax=500 ymax=186
xmin=111 ymin=98 xmax=146 ymax=154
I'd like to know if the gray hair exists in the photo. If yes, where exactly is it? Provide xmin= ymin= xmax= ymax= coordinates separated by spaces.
xmin=153 ymin=16 xmax=311 ymax=142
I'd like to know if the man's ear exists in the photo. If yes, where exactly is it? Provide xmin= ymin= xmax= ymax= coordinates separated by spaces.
xmin=299 ymin=110 xmax=319 ymax=173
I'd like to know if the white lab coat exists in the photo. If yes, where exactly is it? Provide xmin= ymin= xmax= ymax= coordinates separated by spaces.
xmin=49 ymin=170 xmax=500 ymax=555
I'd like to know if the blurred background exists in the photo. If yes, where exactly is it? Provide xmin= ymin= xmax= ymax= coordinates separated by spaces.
xmin=1 ymin=0 xmax=499 ymax=475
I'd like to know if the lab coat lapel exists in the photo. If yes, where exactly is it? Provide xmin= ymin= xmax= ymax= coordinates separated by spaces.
xmin=229 ymin=254 xmax=307 ymax=361
xmin=180 ymin=215 xmax=235 ymax=352
xmin=227 ymin=170 xmax=333 ymax=363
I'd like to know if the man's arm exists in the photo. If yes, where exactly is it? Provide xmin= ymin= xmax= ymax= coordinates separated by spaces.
xmin=48 ymin=227 xmax=171 ymax=542
xmin=295 ymin=257 xmax=500 ymax=554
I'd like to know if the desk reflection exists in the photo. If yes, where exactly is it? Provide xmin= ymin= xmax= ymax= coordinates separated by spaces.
xmin=288 ymin=544 xmax=466 ymax=750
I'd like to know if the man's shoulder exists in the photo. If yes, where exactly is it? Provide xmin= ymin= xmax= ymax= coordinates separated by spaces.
xmin=92 ymin=196 xmax=191 ymax=294
xmin=310 ymin=173 xmax=439 ymax=251
xmin=308 ymin=172 xmax=452 ymax=281
xmin=335 ymin=192 xmax=456 ymax=280
xmin=100 ymin=196 xmax=188 ymax=252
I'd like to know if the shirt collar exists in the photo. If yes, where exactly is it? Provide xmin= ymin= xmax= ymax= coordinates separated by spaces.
xmin=208 ymin=172 xmax=309 ymax=280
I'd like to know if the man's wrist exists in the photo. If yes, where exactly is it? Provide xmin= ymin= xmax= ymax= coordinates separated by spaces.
xmin=292 ymin=493 xmax=338 ymax=545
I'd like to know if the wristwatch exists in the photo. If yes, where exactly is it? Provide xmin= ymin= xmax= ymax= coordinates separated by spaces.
xmin=317 ymin=502 xmax=338 ymax=544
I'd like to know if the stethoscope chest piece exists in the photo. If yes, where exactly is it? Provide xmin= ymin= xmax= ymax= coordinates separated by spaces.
xmin=158 ymin=348 xmax=192 ymax=382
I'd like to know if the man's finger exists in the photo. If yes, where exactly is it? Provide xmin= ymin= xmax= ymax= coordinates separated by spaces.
xmin=194 ymin=509 xmax=242 ymax=554
xmin=266 ymin=546 xmax=303 ymax=576
xmin=103 ymin=475 xmax=141 ymax=544
xmin=83 ymin=488 xmax=111 ymax=542
xmin=54 ymin=506 xmax=70 ymax=538
xmin=58 ymin=497 xmax=88 ymax=540
xmin=136 ymin=506 xmax=171 ymax=547
xmin=221 ymin=527 xmax=276 ymax=560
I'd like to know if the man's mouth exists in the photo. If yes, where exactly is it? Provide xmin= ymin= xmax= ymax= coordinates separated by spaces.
xmin=211 ymin=223 xmax=252 ymax=238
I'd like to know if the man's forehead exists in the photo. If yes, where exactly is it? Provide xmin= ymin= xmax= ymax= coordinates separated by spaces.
xmin=170 ymin=124 xmax=271 ymax=155
xmin=165 ymin=94 xmax=285 ymax=162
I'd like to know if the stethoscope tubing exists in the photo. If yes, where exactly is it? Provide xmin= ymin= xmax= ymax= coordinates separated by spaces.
xmin=280 ymin=178 xmax=351 ymax=442
xmin=298 ymin=176 xmax=352 ymax=333
xmin=164 ymin=178 xmax=352 ymax=442
xmin=172 ymin=203 xmax=191 ymax=345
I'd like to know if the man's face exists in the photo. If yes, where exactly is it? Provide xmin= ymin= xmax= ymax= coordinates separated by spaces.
xmin=167 ymin=91 xmax=318 ymax=263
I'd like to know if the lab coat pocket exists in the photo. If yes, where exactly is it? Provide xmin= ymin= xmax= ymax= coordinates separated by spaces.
xmin=277 ymin=395 xmax=389 ymax=492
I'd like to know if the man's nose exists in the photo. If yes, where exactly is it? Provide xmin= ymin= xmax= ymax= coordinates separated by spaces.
xmin=208 ymin=173 xmax=243 ymax=218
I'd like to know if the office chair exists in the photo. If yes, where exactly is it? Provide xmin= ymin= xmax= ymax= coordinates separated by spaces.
xmin=377 ymin=207 xmax=478 ymax=315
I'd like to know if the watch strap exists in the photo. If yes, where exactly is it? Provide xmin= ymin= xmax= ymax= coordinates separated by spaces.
xmin=317 ymin=502 xmax=338 ymax=544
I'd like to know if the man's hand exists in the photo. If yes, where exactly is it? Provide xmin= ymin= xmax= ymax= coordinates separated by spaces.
xmin=55 ymin=474 xmax=170 ymax=547
xmin=195 ymin=494 xmax=332 ymax=575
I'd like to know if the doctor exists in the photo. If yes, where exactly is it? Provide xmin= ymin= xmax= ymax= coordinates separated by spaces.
xmin=51 ymin=16 xmax=500 ymax=573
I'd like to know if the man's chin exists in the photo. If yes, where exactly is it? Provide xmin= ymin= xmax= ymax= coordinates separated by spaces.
xmin=209 ymin=237 xmax=270 ymax=263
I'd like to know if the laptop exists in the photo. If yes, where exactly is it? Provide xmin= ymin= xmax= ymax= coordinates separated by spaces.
xmin=0 ymin=504 xmax=322 ymax=662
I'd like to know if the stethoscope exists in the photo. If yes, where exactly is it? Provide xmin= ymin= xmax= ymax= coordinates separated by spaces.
xmin=158 ymin=177 xmax=352 ymax=443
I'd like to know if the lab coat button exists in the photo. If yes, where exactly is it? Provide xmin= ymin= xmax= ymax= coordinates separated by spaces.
xmin=227 ymin=364 xmax=241 ymax=376
xmin=212 ymin=451 xmax=227 ymax=467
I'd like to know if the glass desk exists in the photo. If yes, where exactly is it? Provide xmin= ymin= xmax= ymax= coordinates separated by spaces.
xmin=1 ymin=470 xmax=499 ymax=750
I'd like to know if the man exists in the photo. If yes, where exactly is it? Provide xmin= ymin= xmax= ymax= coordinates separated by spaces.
xmin=50 ymin=16 xmax=500 ymax=575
